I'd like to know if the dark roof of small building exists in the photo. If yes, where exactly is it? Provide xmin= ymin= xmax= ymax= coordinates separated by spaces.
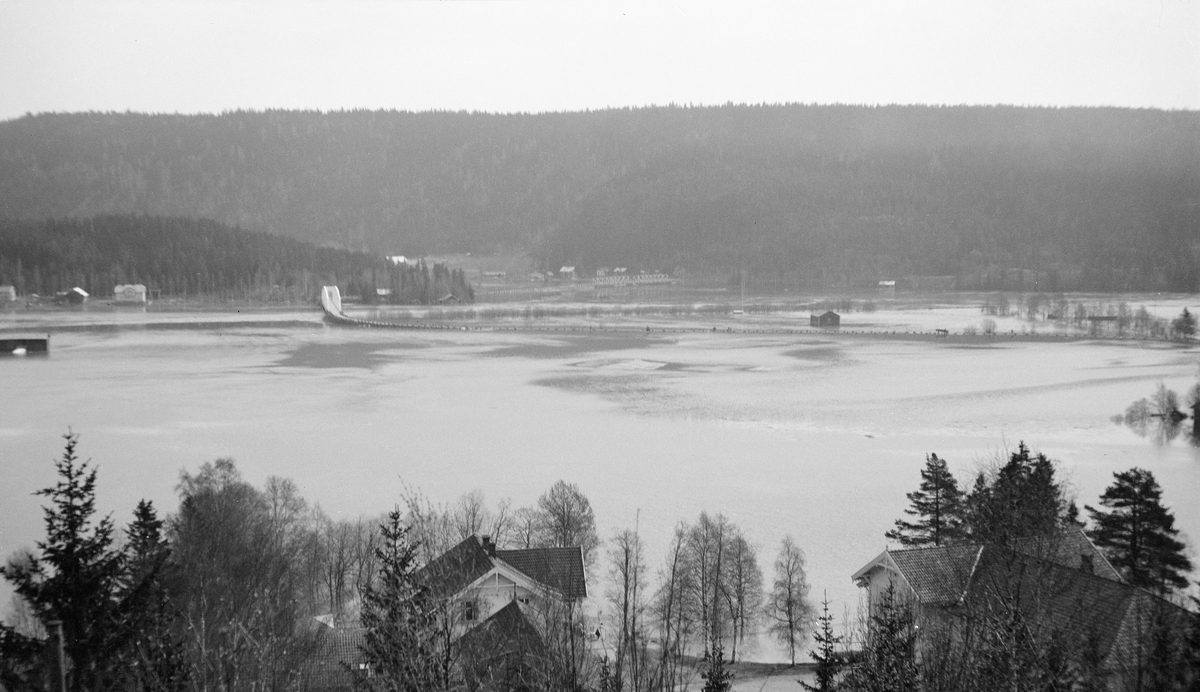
xmin=1009 ymin=529 xmax=1122 ymax=582
xmin=875 ymin=529 xmax=1121 ymax=607
xmin=860 ymin=530 xmax=1186 ymax=667
xmin=885 ymin=543 xmax=982 ymax=605
xmin=458 ymin=600 xmax=546 ymax=658
xmin=965 ymin=545 xmax=1142 ymax=663
xmin=418 ymin=535 xmax=496 ymax=598
xmin=496 ymin=547 xmax=588 ymax=600
xmin=417 ymin=536 xmax=587 ymax=600
xmin=302 ymin=623 xmax=366 ymax=691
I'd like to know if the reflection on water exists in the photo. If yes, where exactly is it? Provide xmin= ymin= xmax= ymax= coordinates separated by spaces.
xmin=1117 ymin=382 xmax=1200 ymax=447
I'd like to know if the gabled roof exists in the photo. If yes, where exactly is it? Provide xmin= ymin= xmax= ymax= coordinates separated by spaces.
xmin=302 ymin=622 xmax=366 ymax=690
xmin=1009 ymin=528 xmax=1122 ymax=583
xmin=457 ymin=600 xmax=546 ymax=657
xmin=496 ymin=547 xmax=587 ymax=600
xmin=853 ymin=544 xmax=982 ymax=606
xmin=418 ymin=535 xmax=496 ymax=598
xmin=853 ymin=532 xmax=1187 ymax=667
xmin=418 ymin=536 xmax=587 ymax=601
xmin=854 ymin=529 xmax=1124 ymax=607
xmin=965 ymin=545 xmax=1146 ymax=663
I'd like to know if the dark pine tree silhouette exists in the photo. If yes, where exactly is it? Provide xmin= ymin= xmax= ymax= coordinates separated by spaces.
xmin=801 ymin=593 xmax=843 ymax=692
xmin=886 ymin=453 xmax=965 ymax=546
xmin=1086 ymin=467 xmax=1193 ymax=593
xmin=700 ymin=644 xmax=734 ymax=692
xmin=964 ymin=442 xmax=1071 ymax=545
xmin=0 ymin=432 xmax=127 ymax=692
xmin=355 ymin=508 xmax=439 ymax=691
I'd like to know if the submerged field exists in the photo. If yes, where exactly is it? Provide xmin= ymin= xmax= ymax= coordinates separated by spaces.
xmin=2 ymin=294 xmax=1199 ymax=662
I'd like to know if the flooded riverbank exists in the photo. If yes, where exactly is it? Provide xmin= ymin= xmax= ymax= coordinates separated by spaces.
xmin=2 ymin=300 xmax=1198 ymax=661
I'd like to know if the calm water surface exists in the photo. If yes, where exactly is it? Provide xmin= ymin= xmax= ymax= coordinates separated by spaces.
xmin=3 ymin=307 xmax=1199 ymax=660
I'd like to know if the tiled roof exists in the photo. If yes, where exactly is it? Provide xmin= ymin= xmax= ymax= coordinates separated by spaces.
xmin=886 ymin=544 xmax=982 ymax=605
xmin=496 ymin=547 xmax=588 ymax=600
xmin=417 ymin=536 xmax=588 ymax=600
xmin=1009 ymin=528 xmax=1123 ymax=582
xmin=879 ymin=537 xmax=1187 ymax=668
xmin=302 ymin=624 xmax=366 ymax=691
xmin=417 ymin=535 xmax=495 ymax=598
xmin=966 ymin=546 xmax=1138 ymax=662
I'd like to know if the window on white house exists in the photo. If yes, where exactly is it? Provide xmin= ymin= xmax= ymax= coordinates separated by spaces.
xmin=465 ymin=601 xmax=477 ymax=622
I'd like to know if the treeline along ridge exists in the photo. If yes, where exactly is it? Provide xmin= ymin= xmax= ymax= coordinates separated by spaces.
xmin=1 ymin=105 xmax=1197 ymax=291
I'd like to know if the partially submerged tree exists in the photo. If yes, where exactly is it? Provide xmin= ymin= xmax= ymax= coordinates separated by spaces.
xmin=1086 ymin=467 xmax=1193 ymax=594
xmin=766 ymin=536 xmax=813 ymax=666
xmin=1170 ymin=308 xmax=1196 ymax=340
xmin=886 ymin=453 xmax=965 ymax=546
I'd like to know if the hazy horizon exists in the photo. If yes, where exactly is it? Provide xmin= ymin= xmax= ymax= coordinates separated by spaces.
xmin=2 ymin=0 xmax=1197 ymax=121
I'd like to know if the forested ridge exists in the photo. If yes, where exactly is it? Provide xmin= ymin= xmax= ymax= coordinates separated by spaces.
xmin=1 ymin=105 xmax=1197 ymax=291
xmin=0 ymin=215 xmax=474 ymax=303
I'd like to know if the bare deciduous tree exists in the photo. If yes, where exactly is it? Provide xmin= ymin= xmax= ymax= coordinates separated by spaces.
xmin=767 ymin=535 xmax=813 ymax=666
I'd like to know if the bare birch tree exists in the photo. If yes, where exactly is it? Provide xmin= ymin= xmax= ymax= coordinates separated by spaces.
xmin=767 ymin=535 xmax=813 ymax=666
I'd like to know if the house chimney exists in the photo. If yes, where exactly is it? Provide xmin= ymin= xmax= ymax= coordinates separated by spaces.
xmin=1080 ymin=553 xmax=1094 ymax=574
xmin=482 ymin=535 xmax=495 ymax=557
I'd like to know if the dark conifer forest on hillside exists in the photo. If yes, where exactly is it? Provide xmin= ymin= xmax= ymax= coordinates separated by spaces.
xmin=1 ymin=105 xmax=1197 ymax=291
xmin=0 ymin=216 xmax=474 ymax=304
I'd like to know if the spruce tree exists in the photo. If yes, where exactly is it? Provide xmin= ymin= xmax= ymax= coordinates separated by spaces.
xmin=355 ymin=508 xmax=439 ymax=691
xmin=841 ymin=582 xmax=918 ymax=692
xmin=0 ymin=432 xmax=127 ymax=692
xmin=118 ymin=501 xmax=189 ymax=692
xmin=700 ymin=644 xmax=734 ymax=692
xmin=1086 ymin=468 xmax=1193 ymax=593
xmin=801 ymin=594 xmax=843 ymax=692
xmin=965 ymin=442 xmax=1070 ymax=545
xmin=885 ymin=453 xmax=964 ymax=546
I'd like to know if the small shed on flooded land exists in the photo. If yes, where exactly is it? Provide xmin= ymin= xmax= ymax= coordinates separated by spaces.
xmin=55 ymin=287 xmax=89 ymax=304
xmin=811 ymin=311 xmax=840 ymax=327
xmin=0 ymin=286 xmax=15 ymax=302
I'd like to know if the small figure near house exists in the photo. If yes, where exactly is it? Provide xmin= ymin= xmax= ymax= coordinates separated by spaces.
xmin=811 ymin=311 xmax=840 ymax=328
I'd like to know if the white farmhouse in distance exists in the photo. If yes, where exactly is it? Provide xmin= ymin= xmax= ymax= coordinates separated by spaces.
xmin=113 ymin=284 xmax=147 ymax=303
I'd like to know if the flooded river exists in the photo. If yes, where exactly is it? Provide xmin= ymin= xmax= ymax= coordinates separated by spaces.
xmin=2 ymin=303 xmax=1199 ymax=660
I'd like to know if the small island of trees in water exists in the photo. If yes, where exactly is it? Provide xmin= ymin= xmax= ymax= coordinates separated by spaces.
xmin=2 ymin=433 xmax=1197 ymax=692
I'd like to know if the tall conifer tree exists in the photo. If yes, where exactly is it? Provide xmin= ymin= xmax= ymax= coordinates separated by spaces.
xmin=965 ymin=442 xmax=1070 ymax=545
xmin=1086 ymin=468 xmax=1193 ymax=593
xmin=0 ymin=432 xmax=127 ymax=692
xmin=801 ymin=594 xmax=843 ymax=692
xmin=886 ymin=453 xmax=964 ymax=546
xmin=355 ymin=509 xmax=440 ymax=691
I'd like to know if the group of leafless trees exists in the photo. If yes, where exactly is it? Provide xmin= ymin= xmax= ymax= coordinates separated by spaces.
xmin=597 ymin=512 xmax=814 ymax=692
xmin=980 ymin=293 xmax=1197 ymax=340
xmin=0 ymin=436 xmax=610 ymax=692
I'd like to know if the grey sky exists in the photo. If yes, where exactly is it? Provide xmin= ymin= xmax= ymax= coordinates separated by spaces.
xmin=0 ymin=0 xmax=1197 ymax=120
